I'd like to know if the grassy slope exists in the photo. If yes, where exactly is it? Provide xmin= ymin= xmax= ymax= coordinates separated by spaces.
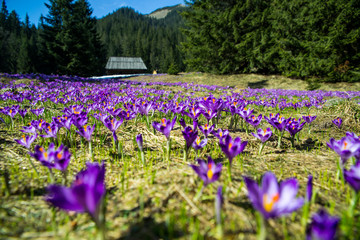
xmin=1 ymin=73 xmax=360 ymax=239
xmin=135 ymin=72 xmax=360 ymax=91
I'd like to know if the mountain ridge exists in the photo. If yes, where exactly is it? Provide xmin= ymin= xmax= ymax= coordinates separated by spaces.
xmin=147 ymin=4 xmax=186 ymax=19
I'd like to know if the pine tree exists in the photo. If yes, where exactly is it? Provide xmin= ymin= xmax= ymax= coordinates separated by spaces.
xmin=0 ymin=0 xmax=10 ymax=72
xmin=42 ymin=0 xmax=105 ymax=76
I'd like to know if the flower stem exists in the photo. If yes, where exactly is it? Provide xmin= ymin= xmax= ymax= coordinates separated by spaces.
xmin=89 ymin=140 xmax=94 ymax=162
xmin=183 ymin=147 xmax=189 ymax=162
xmin=10 ymin=117 xmax=14 ymax=130
xmin=336 ymin=158 xmax=345 ymax=184
xmin=277 ymin=131 xmax=284 ymax=148
xmin=140 ymin=150 xmax=145 ymax=166
xmin=301 ymin=202 xmax=310 ymax=234
xmin=290 ymin=136 xmax=295 ymax=148
xmin=348 ymin=191 xmax=360 ymax=219
xmin=344 ymin=191 xmax=360 ymax=237
xmin=227 ymin=162 xmax=232 ymax=182
xmin=49 ymin=169 xmax=55 ymax=183
xmin=112 ymin=138 xmax=116 ymax=153
xmin=282 ymin=217 xmax=289 ymax=240
xmin=166 ymin=138 xmax=171 ymax=169
xmin=194 ymin=182 xmax=204 ymax=201
xmin=234 ymin=114 xmax=239 ymax=129
xmin=255 ymin=212 xmax=266 ymax=240
xmin=27 ymin=154 xmax=39 ymax=177
xmin=229 ymin=115 xmax=234 ymax=129
xmin=259 ymin=143 xmax=266 ymax=155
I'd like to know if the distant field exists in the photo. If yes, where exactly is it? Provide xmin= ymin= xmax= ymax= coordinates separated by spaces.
xmin=132 ymin=72 xmax=360 ymax=92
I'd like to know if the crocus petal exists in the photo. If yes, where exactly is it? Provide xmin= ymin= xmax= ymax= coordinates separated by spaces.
xmin=243 ymin=176 xmax=263 ymax=212
xmin=46 ymin=185 xmax=85 ymax=212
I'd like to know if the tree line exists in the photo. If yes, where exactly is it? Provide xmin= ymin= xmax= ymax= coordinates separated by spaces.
xmin=96 ymin=6 xmax=186 ymax=74
xmin=182 ymin=0 xmax=360 ymax=82
xmin=1 ymin=0 xmax=360 ymax=81
xmin=0 ymin=0 xmax=186 ymax=76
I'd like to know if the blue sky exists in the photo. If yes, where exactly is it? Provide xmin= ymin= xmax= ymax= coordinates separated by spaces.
xmin=6 ymin=0 xmax=185 ymax=25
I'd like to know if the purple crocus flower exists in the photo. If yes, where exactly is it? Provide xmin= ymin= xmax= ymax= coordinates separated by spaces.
xmin=136 ymin=134 xmax=143 ymax=152
xmin=116 ymin=110 xmax=131 ymax=121
xmin=18 ymin=109 xmax=28 ymax=118
xmin=137 ymin=101 xmax=153 ymax=116
xmin=72 ymin=114 xmax=88 ymax=128
xmin=265 ymin=115 xmax=290 ymax=132
xmin=14 ymin=134 xmax=38 ymax=149
xmin=63 ymin=105 xmax=84 ymax=115
xmin=31 ymin=119 xmax=46 ymax=132
xmin=183 ymin=106 xmax=202 ymax=120
xmin=265 ymin=114 xmax=290 ymax=148
xmin=327 ymin=136 xmax=360 ymax=165
xmin=75 ymin=123 xmax=96 ymax=142
xmin=40 ymin=122 xmax=59 ymax=138
xmin=202 ymin=109 xmax=217 ymax=123
xmin=215 ymin=185 xmax=223 ymax=225
xmin=344 ymin=160 xmax=360 ymax=192
xmin=198 ymin=123 xmax=215 ymax=138
xmin=243 ymin=172 xmax=304 ymax=219
xmin=251 ymin=128 xmax=272 ymax=143
xmin=306 ymin=209 xmax=339 ymax=240
xmin=20 ymin=125 xmax=37 ymax=135
xmin=219 ymin=135 xmax=248 ymax=164
xmin=302 ymin=115 xmax=317 ymax=124
xmin=182 ymin=126 xmax=198 ymax=150
xmin=332 ymin=117 xmax=342 ymax=129
xmin=103 ymin=116 xmax=123 ymax=142
xmin=57 ymin=115 xmax=73 ymax=130
xmin=3 ymin=106 xmax=18 ymax=118
xmin=93 ymin=112 xmax=108 ymax=124
xmin=46 ymin=161 xmax=105 ymax=220
xmin=286 ymin=120 xmax=306 ymax=137
xmin=238 ymin=108 xmax=254 ymax=119
xmin=152 ymin=116 xmax=177 ymax=140
xmin=179 ymin=118 xmax=186 ymax=129
xmin=192 ymin=136 xmax=208 ymax=151
xmin=30 ymin=107 xmax=45 ymax=117
xmin=189 ymin=157 xmax=222 ymax=186
xmin=29 ymin=143 xmax=71 ymax=171
xmin=245 ymin=114 xmax=263 ymax=127
xmin=213 ymin=128 xmax=229 ymax=140
xmin=306 ymin=175 xmax=313 ymax=202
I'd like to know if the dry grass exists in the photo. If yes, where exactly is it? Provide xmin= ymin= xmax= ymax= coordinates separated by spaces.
xmin=133 ymin=72 xmax=360 ymax=92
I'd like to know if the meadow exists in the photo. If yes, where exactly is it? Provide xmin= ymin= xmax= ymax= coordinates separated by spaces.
xmin=1 ymin=72 xmax=360 ymax=240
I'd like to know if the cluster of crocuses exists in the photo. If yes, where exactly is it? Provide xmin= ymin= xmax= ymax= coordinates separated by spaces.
xmin=188 ymin=155 xmax=340 ymax=239
xmin=3 ymin=72 xmax=360 ymax=239
xmin=327 ymin=132 xmax=360 ymax=190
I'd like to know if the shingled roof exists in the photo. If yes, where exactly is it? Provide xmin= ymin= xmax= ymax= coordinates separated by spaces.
xmin=105 ymin=57 xmax=147 ymax=70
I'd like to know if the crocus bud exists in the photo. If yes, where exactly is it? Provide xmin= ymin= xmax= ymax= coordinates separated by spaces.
xmin=136 ymin=134 xmax=143 ymax=152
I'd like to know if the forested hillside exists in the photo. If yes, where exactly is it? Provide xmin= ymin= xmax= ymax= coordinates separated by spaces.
xmin=96 ymin=6 xmax=186 ymax=73
xmin=182 ymin=0 xmax=360 ymax=81
xmin=0 ymin=0 xmax=186 ymax=76
xmin=0 ymin=0 xmax=106 ymax=76
xmin=2 ymin=0 xmax=360 ymax=82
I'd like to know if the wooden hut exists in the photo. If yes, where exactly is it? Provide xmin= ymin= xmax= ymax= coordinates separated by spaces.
xmin=105 ymin=57 xmax=147 ymax=75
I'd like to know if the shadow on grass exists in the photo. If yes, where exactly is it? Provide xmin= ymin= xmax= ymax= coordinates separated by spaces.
xmin=11 ymin=186 xmax=47 ymax=196
xmin=295 ymin=138 xmax=321 ymax=151
xmin=247 ymin=79 xmax=268 ymax=89
xmin=118 ymin=216 xmax=184 ymax=240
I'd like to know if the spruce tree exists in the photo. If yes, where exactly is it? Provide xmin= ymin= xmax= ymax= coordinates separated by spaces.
xmin=0 ymin=0 xmax=10 ymax=72
xmin=42 ymin=0 xmax=105 ymax=76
